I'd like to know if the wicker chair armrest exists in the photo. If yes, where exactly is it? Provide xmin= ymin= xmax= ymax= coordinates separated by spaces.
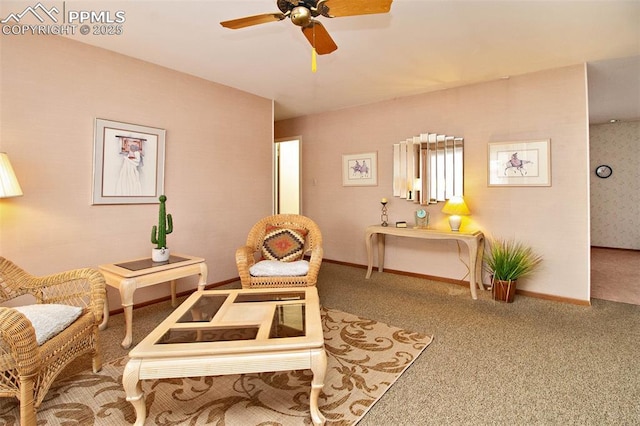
xmin=27 ymin=268 xmax=106 ymax=324
xmin=0 ymin=307 xmax=40 ymax=376
xmin=236 ymin=246 xmax=258 ymax=286
xmin=306 ymin=246 xmax=324 ymax=285
xmin=236 ymin=246 xmax=258 ymax=267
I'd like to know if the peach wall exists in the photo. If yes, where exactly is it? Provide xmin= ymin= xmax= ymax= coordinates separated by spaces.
xmin=276 ymin=65 xmax=591 ymax=302
xmin=0 ymin=35 xmax=273 ymax=309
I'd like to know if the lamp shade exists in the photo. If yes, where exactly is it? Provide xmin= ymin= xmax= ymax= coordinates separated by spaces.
xmin=441 ymin=196 xmax=470 ymax=216
xmin=0 ymin=153 xmax=23 ymax=198
xmin=441 ymin=196 xmax=470 ymax=231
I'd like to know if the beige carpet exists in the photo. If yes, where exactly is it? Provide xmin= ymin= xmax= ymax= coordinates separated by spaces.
xmin=0 ymin=307 xmax=432 ymax=425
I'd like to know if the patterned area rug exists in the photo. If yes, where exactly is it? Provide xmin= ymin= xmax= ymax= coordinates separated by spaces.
xmin=0 ymin=308 xmax=432 ymax=425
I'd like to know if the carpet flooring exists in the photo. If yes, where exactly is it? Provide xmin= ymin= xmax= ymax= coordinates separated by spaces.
xmin=316 ymin=263 xmax=640 ymax=425
xmin=4 ymin=261 xmax=639 ymax=425
xmin=0 ymin=306 xmax=431 ymax=425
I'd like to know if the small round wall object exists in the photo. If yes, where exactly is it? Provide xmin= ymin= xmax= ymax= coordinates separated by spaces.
xmin=595 ymin=165 xmax=612 ymax=179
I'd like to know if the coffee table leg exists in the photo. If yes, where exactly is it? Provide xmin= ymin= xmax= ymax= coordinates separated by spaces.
xmin=123 ymin=359 xmax=146 ymax=426
xmin=170 ymin=279 xmax=177 ymax=307
xmin=309 ymin=348 xmax=327 ymax=425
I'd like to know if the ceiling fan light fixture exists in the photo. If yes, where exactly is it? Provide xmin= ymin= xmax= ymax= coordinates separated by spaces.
xmin=221 ymin=0 xmax=393 ymax=56
xmin=291 ymin=6 xmax=311 ymax=26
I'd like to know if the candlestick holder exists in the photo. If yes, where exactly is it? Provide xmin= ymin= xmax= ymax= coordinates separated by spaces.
xmin=381 ymin=201 xmax=389 ymax=227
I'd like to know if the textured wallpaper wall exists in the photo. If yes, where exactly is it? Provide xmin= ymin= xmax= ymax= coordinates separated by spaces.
xmin=590 ymin=121 xmax=640 ymax=249
xmin=276 ymin=65 xmax=592 ymax=302
xmin=0 ymin=35 xmax=274 ymax=310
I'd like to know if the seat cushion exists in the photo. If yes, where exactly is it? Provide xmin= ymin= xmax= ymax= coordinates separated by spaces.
xmin=261 ymin=225 xmax=308 ymax=262
xmin=250 ymin=260 xmax=310 ymax=277
xmin=14 ymin=304 xmax=83 ymax=346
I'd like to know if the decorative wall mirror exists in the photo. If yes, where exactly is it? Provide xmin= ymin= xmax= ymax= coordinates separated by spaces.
xmin=393 ymin=133 xmax=464 ymax=205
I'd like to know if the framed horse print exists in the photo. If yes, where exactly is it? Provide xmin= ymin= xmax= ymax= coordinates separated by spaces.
xmin=488 ymin=140 xmax=551 ymax=187
xmin=342 ymin=152 xmax=378 ymax=186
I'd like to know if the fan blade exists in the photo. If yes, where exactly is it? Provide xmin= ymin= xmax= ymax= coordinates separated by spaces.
xmin=220 ymin=13 xmax=286 ymax=29
xmin=302 ymin=21 xmax=337 ymax=55
xmin=323 ymin=0 xmax=392 ymax=17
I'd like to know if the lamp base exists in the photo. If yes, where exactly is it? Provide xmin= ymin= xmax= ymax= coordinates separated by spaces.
xmin=381 ymin=202 xmax=388 ymax=227
xmin=448 ymin=215 xmax=461 ymax=232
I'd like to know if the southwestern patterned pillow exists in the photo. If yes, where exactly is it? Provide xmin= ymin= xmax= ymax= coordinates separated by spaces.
xmin=261 ymin=225 xmax=308 ymax=262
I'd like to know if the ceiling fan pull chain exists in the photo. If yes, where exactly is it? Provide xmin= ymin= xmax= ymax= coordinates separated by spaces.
xmin=311 ymin=23 xmax=317 ymax=73
xmin=312 ymin=47 xmax=317 ymax=72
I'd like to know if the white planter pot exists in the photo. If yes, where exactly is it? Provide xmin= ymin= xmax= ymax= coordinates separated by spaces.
xmin=152 ymin=248 xmax=170 ymax=262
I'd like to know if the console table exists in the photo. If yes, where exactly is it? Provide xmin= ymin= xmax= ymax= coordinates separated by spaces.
xmin=365 ymin=225 xmax=485 ymax=299
xmin=99 ymin=253 xmax=208 ymax=348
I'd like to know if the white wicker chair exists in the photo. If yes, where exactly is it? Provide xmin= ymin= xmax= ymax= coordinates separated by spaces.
xmin=0 ymin=257 xmax=106 ymax=426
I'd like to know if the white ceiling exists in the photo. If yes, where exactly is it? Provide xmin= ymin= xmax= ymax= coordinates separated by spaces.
xmin=9 ymin=0 xmax=640 ymax=122
xmin=587 ymin=55 xmax=640 ymax=124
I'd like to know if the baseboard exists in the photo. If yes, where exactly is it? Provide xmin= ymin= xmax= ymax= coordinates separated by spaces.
xmin=323 ymin=258 xmax=591 ymax=306
xmin=516 ymin=288 xmax=591 ymax=306
xmin=110 ymin=259 xmax=590 ymax=315
xmin=591 ymin=245 xmax=640 ymax=253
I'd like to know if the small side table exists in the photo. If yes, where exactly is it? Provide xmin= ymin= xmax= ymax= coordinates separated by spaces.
xmin=99 ymin=253 xmax=208 ymax=349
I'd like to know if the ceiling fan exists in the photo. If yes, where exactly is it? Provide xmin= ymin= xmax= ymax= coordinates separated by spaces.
xmin=220 ymin=0 xmax=393 ymax=55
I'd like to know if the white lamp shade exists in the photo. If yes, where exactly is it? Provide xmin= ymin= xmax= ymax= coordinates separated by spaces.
xmin=0 ymin=153 xmax=23 ymax=198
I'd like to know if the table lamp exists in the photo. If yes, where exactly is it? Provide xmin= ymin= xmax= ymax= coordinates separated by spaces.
xmin=441 ymin=196 xmax=470 ymax=231
xmin=0 ymin=153 xmax=23 ymax=198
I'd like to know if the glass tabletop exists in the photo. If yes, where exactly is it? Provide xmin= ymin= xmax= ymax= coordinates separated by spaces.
xmin=115 ymin=255 xmax=190 ymax=271
xmin=156 ymin=291 xmax=307 ymax=345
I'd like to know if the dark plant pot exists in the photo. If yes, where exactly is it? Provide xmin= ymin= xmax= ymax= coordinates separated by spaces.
xmin=492 ymin=279 xmax=517 ymax=303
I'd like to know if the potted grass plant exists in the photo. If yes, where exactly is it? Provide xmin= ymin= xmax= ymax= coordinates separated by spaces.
xmin=484 ymin=238 xmax=542 ymax=303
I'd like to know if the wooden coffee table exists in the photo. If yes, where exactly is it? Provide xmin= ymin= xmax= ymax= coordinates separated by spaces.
xmin=122 ymin=286 xmax=326 ymax=425
xmin=99 ymin=254 xmax=208 ymax=348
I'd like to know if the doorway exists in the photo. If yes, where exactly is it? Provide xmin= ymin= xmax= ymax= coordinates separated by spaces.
xmin=589 ymin=120 xmax=640 ymax=305
xmin=274 ymin=138 xmax=301 ymax=214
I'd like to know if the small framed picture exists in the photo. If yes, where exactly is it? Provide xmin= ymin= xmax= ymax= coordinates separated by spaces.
xmin=92 ymin=119 xmax=166 ymax=204
xmin=342 ymin=152 xmax=378 ymax=186
xmin=488 ymin=140 xmax=551 ymax=187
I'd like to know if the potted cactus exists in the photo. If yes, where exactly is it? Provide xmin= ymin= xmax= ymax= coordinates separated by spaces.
xmin=151 ymin=195 xmax=173 ymax=262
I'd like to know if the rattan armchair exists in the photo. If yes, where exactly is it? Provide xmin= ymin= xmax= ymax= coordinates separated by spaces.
xmin=236 ymin=214 xmax=323 ymax=288
xmin=0 ymin=257 xmax=106 ymax=426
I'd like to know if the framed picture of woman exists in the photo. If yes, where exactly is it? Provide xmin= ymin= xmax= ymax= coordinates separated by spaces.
xmin=92 ymin=119 xmax=166 ymax=204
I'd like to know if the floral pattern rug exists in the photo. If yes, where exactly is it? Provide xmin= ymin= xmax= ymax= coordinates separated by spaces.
xmin=0 ymin=307 xmax=432 ymax=425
